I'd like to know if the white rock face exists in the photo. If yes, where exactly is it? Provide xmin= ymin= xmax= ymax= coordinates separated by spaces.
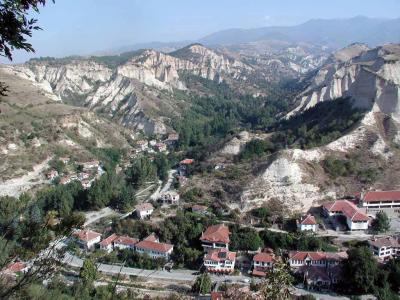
xmin=289 ymin=44 xmax=400 ymax=120
xmin=241 ymin=153 xmax=328 ymax=212
xmin=220 ymin=131 xmax=251 ymax=155
xmin=6 ymin=44 xmax=256 ymax=135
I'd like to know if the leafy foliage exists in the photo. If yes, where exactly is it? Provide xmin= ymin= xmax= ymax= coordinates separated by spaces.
xmin=342 ymin=246 xmax=379 ymax=294
xmin=259 ymin=261 xmax=293 ymax=300
xmin=229 ymin=225 xmax=263 ymax=251
xmin=371 ymin=211 xmax=391 ymax=233
xmin=192 ymin=273 xmax=212 ymax=295
xmin=79 ymin=259 xmax=98 ymax=286
xmin=259 ymin=230 xmax=337 ymax=252
xmin=0 ymin=0 xmax=53 ymax=61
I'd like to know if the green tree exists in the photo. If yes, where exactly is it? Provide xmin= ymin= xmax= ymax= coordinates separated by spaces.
xmin=0 ymin=0 xmax=53 ymax=61
xmin=49 ymin=159 xmax=65 ymax=174
xmin=79 ymin=259 xmax=98 ymax=286
xmin=192 ymin=273 xmax=212 ymax=295
xmin=126 ymin=156 xmax=157 ymax=188
xmin=372 ymin=212 xmax=391 ymax=233
xmin=112 ymin=184 xmax=136 ymax=212
xmin=343 ymin=246 xmax=379 ymax=294
xmin=259 ymin=261 xmax=293 ymax=300
xmin=386 ymin=258 xmax=400 ymax=293
xmin=153 ymin=153 xmax=170 ymax=182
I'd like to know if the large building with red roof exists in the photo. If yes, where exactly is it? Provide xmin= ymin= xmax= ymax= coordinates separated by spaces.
xmin=203 ymin=248 xmax=236 ymax=273
xmin=135 ymin=234 xmax=174 ymax=259
xmin=200 ymin=224 xmax=230 ymax=252
xmin=289 ymin=251 xmax=348 ymax=268
xmin=358 ymin=190 xmax=400 ymax=215
xmin=322 ymin=200 xmax=369 ymax=231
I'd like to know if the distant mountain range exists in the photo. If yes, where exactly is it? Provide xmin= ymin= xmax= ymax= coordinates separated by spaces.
xmin=102 ymin=16 xmax=400 ymax=55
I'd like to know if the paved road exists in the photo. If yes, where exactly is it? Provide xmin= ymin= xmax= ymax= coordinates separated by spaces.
xmin=292 ymin=287 xmax=350 ymax=300
xmin=84 ymin=207 xmax=116 ymax=227
xmin=62 ymin=251 xmax=249 ymax=283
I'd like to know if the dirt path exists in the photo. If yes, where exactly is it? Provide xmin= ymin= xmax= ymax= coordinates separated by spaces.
xmin=0 ymin=157 xmax=51 ymax=198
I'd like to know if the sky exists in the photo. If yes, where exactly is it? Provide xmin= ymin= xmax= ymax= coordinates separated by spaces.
xmin=3 ymin=0 xmax=400 ymax=63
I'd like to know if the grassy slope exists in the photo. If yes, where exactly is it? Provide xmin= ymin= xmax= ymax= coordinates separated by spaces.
xmin=0 ymin=68 xmax=134 ymax=180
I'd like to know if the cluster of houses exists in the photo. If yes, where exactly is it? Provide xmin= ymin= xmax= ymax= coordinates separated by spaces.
xmin=72 ymin=230 xmax=174 ymax=259
xmin=46 ymin=157 xmax=104 ymax=189
xmin=134 ymin=133 xmax=180 ymax=154
xmin=296 ymin=190 xmax=400 ymax=233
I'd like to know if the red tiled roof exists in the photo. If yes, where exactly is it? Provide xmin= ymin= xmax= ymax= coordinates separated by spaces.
xmin=99 ymin=233 xmax=118 ymax=246
xmin=362 ymin=191 xmax=400 ymax=203
xmin=114 ymin=236 xmax=139 ymax=246
xmin=323 ymin=200 xmax=369 ymax=222
xmin=73 ymin=230 xmax=101 ymax=242
xmin=201 ymin=224 xmax=230 ymax=244
xmin=252 ymin=269 xmax=267 ymax=277
xmin=253 ymin=252 xmax=274 ymax=263
xmin=369 ymin=236 xmax=400 ymax=248
xmin=180 ymin=158 xmax=194 ymax=165
xmin=205 ymin=248 xmax=236 ymax=262
xmin=211 ymin=292 xmax=224 ymax=300
xmin=135 ymin=240 xmax=173 ymax=253
xmin=3 ymin=262 xmax=26 ymax=273
xmin=135 ymin=203 xmax=154 ymax=212
xmin=143 ymin=233 xmax=158 ymax=242
xmin=300 ymin=214 xmax=317 ymax=225
xmin=289 ymin=251 xmax=348 ymax=262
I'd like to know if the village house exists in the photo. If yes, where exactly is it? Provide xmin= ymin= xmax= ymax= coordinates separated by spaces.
xmin=203 ymin=248 xmax=236 ymax=274
xmin=46 ymin=170 xmax=59 ymax=180
xmin=99 ymin=233 xmax=118 ymax=253
xmin=358 ymin=190 xmax=400 ymax=215
xmin=179 ymin=158 xmax=194 ymax=176
xmin=289 ymin=251 xmax=347 ymax=291
xmin=192 ymin=204 xmax=208 ymax=214
xmin=135 ymin=203 xmax=154 ymax=219
xmin=288 ymin=251 xmax=348 ymax=268
xmin=159 ymin=191 xmax=180 ymax=205
xmin=73 ymin=230 xmax=101 ymax=250
xmin=322 ymin=200 xmax=369 ymax=231
xmin=368 ymin=236 xmax=400 ymax=261
xmin=0 ymin=262 xmax=29 ymax=279
xmin=252 ymin=252 xmax=275 ymax=277
xmin=113 ymin=236 xmax=139 ymax=251
xmin=298 ymin=214 xmax=318 ymax=232
xmin=136 ymin=140 xmax=148 ymax=152
xmin=154 ymin=142 xmax=167 ymax=152
xmin=200 ymin=224 xmax=230 ymax=252
xmin=300 ymin=265 xmax=343 ymax=291
xmin=135 ymin=234 xmax=174 ymax=259
xmin=165 ymin=133 xmax=179 ymax=146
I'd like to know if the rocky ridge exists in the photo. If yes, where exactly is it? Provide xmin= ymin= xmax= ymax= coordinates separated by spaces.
xmin=6 ymin=44 xmax=260 ymax=134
